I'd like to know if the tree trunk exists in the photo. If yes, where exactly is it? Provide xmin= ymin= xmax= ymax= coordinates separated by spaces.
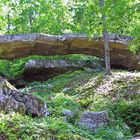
xmin=29 ymin=11 xmax=33 ymax=32
xmin=100 ymin=0 xmax=111 ymax=75
xmin=7 ymin=12 xmax=10 ymax=34
xmin=103 ymin=30 xmax=111 ymax=75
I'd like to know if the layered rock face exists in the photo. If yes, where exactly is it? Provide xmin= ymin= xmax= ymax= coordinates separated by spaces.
xmin=23 ymin=59 xmax=102 ymax=81
xmin=0 ymin=33 xmax=139 ymax=70
xmin=0 ymin=77 xmax=48 ymax=116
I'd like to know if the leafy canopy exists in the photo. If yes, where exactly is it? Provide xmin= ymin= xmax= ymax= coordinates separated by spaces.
xmin=0 ymin=0 xmax=139 ymax=51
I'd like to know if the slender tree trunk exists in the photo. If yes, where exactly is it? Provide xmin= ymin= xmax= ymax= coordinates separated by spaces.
xmin=7 ymin=12 xmax=10 ymax=34
xmin=100 ymin=0 xmax=111 ymax=75
xmin=29 ymin=11 xmax=33 ymax=32
xmin=103 ymin=29 xmax=111 ymax=75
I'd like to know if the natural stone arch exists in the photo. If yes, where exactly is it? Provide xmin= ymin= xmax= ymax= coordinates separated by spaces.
xmin=0 ymin=33 xmax=139 ymax=70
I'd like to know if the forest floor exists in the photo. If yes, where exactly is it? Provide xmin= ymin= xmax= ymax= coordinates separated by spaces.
xmin=0 ymin=55 xmax=140 ymax=140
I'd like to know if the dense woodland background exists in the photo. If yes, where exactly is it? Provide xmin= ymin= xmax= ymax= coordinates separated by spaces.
xmin=0 ymin=0 xmax=139 ymax=41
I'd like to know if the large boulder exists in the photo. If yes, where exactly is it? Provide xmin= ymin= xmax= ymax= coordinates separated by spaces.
xmin=0 ymin=94 xmax=25 ymax=114
xmin=0 ymin=77 xmax=48 ymax=116
xmin=0 ymin=33 xmax=139 ymax=70
xmin=79 ymin=111 xmax=109 ymax=131
xmin=23 ymin=59 xmax=102 ymax=81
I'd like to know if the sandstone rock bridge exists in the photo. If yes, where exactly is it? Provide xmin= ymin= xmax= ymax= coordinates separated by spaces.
xmin=0 ymin=33 xmax=139 ymax=70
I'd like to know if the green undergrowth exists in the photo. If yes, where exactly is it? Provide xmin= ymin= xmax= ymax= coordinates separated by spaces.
xmin=0 ymin=54 xmax=100 ymax=78
xmin=1 ymin=68 xmax=140 ymax=139
xmin=0 ymin=112 xmax=130 ymax=140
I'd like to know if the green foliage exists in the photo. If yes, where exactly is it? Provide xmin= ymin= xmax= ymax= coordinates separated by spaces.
xmin=0 ymin=112 xmax=94 ymax=140
xmin=0 ymin=0 xmax=139 ymax=39
xmin=2 ymin=69 xmax=140 ymax=139
xmin=94 ymin=125 xmax=131 ymax=140
xmin=109 ymin=99 xmax=140 ymax=134
xmin=0 ymin=54 xmax=98 ymax=78
xmin=20 ymin=70 xmax=140 ymax=139
xmin=49 ymin=93 xmax=80 ymax=112
xmin=0 ymin=59 xmax=25 ymax=78
xmin=0 ymin=112 xmax=131 ymax=140
xmin=0 ymin=0 xmax=139 ymax=139
xmin=67 ymin=0 xmax=139 ymax=35
xmin=0 ymin=0 xmax=70 ymax=34
xmin=129 ymin=25 xmax=140 ymax=53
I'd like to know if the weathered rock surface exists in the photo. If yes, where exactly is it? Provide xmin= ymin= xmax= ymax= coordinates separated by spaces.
xmin=130 ymin=137 xmax=140 ymax=140
xmin=62 ymin=110 xmax=74 ymax=117
xmin=0 ymin=33 xmax=139 ymax=70
xmin=0 ymin=94 xmax=25 ymax=114
xmin=23 ymin=59 xmax=102 ymax=81
xmin=79 ymin=111 xmax=109 ymax=131
xmin=130 ymin=133 xmax=140 ymax=140
xmin=0 ymin=133 xmax=7 ymax=140
xmin=0 ymin=77 xmax=48 ymax=116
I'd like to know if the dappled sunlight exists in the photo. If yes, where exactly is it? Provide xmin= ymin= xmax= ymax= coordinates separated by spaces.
xmin=95 ymin=71 xmax=140 ymax=95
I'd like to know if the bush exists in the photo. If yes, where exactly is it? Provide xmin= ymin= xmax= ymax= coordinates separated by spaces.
xmin=108 ymin=99 xmax=140 ymax=134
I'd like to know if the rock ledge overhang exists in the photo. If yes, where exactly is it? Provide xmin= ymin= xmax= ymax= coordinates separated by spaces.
xmin=0 ymin=33 xmax=139 ymax=70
